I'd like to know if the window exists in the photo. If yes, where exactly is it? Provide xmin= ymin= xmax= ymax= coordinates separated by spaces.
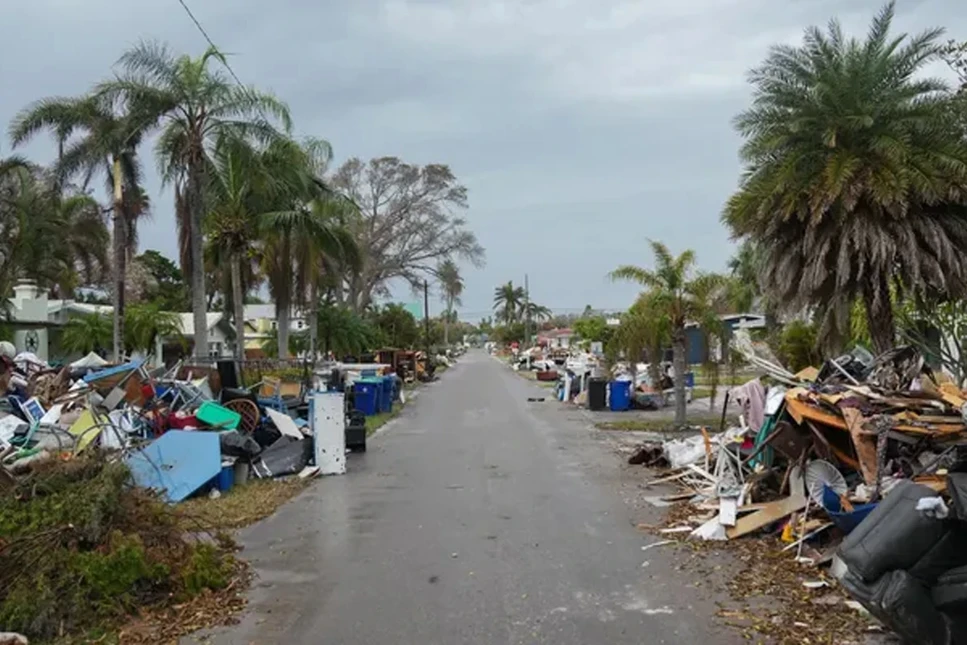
xmin=208 ymin=342 xmax=222 ymax=358
xmin=297 ymin=320 xmax=305 ymax=330
xmin=271 ymin=321 xmax=278 ymax=331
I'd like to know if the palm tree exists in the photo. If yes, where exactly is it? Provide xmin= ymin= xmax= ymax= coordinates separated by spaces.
xmin=688 ymin=273 xmax=731 ymax=409
xmin=610 ymin=240 xmax=710 ymax=426
xmin=437 ymin=260 xmax=463 ymax=346
xmin=61 ymin=313 xmax=112 ymax=356
xmin=255 ymin=137 xmax=357 ymax=359
xmin=124 ymin=303 xmax=183 ymax=355
xmin=205 ymin=135 xmax=263 ymax=361
xmin=617 ymin=290 xmax=671 ymax=397
xmin=493 ymin=281 xmax=525 ymax=324
xmin=103 ymin=40 xmax=292 ymax=359
xmin=50 ymin=193 xmax=111 ymax=298
xmin=723 ymin=2 xmax=967 ymax=353
xmin=10 ymin=93 xmax=155 ymax=360
xmin=522 ymin=301 xmax=552 ymax=323
xmin=0 ymin=162 xmax=109 ymax=303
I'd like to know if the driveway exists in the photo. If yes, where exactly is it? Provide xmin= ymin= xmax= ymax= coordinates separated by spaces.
xmin=190 ymin=351 xmax=738 ymax=644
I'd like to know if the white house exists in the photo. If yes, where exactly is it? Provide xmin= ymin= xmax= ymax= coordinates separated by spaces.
xmin=7 ymin=280 xmax=236 ymax=365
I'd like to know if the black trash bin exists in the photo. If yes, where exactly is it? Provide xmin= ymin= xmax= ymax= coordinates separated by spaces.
xmin=588 ymin=378 xmax=607 ymax=411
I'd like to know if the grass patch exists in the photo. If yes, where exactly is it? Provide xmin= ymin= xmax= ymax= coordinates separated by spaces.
xmin=177 ymin=479 xmax=309 ymax=531
xmin=595 ymin=414 xmax=737 ymax=432
xmin=365 ymin=410 xmax=399 ymax=435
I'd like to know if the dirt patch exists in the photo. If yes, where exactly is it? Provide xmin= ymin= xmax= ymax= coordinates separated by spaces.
xmin=637 ymin=501 xmax=881 ymax=644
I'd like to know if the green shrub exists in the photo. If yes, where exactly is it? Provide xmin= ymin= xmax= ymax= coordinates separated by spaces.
xmin=0 ymin=458 xmax=237 ymax=641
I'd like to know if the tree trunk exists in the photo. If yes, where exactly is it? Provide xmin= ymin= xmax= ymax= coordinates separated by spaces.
xmin=276 ymin=232 xmax=292 ymax=359
xmin=864 ymin=275 xmax=895 ymax=355
xmin=231 ymin=256 xmax=245 ymax=362
xmin=111 ymin=157 xmax=125 ymax=363
xmin=188 ymin=164 xmax=207 ymax=360
xmin=672 ymin=326 xmax=687 ymax=427
xmin=308 ymin=282 xmax=319 ymax=362
xmin=277 ymin=297 xmax=290 ymax=359
xmin=443 ymin=297 xmax=451 ymax=347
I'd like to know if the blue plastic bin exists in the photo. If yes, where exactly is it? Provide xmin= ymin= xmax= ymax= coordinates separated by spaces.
xmin=609 ymin=381 xmax=632 ymax=411
xmin=380 ymin=376 xmax=395 ymax=413
xmin=353 ymin=380 xmax=379 ymax=416
xmin=684 ymin=372 xmax=695 ymax=388
xmin=822 ymin=485 xmax=878 ymax=534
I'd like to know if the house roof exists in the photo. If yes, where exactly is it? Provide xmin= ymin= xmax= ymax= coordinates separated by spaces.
xmin=176 ymin=313 xmax=226 ymax=336
xmin=47 ymin=300 xmax=113 ymax=317
xmin=243 ymin=304 xmax=306 ymax=321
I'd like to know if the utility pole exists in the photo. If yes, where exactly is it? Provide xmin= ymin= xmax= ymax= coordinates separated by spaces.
xmin=524 ymin=273 xmax=530 ymax=349
xmin=424 ymin=279 xmax=431 ymax=359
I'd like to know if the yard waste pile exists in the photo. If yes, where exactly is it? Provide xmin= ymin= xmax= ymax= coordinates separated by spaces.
xmin=630 ymin=334 xmax=967 ymax=643
xmin=0 ymin=457 xmax=238 ymax=642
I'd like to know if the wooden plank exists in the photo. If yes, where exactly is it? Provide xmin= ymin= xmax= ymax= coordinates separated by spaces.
xmin=842 ymin=408 xmax=878 ymax=486
xmin=784 ymin=396 xmax=848 ymax=431
xmin=726 ymin=496 xmax=807 ymax=540
xmin=939 ymin=383 xmax=967 ymax=408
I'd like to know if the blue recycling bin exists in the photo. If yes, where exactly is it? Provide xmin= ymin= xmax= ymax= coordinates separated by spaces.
xmin=609 ymin=380 xmax=632 ymax=411
xmin=353 ymin=380 xmax=379 ymax=416
xmin=380 ymin=375 xmax=395 ymax=413
xmin=684 ymin=372 xmax=695 ymax=388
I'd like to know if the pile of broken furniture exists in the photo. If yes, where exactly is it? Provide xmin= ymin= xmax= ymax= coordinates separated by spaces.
xmin=631 ymin=340 xmax=967 ymax=644
xmin=1 ymin=353 xmax=354 ymax=501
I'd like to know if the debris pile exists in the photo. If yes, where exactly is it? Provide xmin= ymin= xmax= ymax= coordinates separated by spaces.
xmin=0 ymin=352 xmax=396 ymax=503
xmin=631 ymin=336 xmax=967 ymax=642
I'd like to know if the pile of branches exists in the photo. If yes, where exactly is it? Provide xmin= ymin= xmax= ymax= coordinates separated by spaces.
xmin=0 ymin=457 xmax=236 ymax=641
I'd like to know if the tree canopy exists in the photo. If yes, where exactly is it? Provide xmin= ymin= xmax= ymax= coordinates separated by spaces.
xmin=724 ymin=2 xmax=967 ymax=352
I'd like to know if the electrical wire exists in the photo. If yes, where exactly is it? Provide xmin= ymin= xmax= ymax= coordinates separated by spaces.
xmin=174 ymin=0 xmax=246 ymax=88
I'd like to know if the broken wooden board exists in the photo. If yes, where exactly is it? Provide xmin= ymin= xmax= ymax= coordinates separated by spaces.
xmin=842 ymin=408 xmax=879 ymax=486
xmin=785 ymin=396 xmax=848 ymax=431
xmin=726 ymin=496 xmax=807 ymax=540
xmin=939 ymin=383 xmax=967 ymax=409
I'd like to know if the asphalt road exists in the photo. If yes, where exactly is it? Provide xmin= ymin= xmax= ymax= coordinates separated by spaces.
xmin=193 ymin=351 xmax=736 ymax=644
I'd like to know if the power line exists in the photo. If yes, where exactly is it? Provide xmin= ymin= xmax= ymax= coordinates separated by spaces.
xmin=174 ymin=0 xmax=246 ymax=88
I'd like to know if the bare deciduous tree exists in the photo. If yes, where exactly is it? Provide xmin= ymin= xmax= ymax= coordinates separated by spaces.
xmin=329 ymin=157 xmax=484 ymax=311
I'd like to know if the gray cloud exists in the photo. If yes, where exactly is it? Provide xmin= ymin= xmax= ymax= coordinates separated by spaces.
xmin=2 ymin=0 xmax=965 ymax=318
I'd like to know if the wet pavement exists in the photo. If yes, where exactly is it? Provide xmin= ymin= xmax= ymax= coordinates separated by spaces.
xmin=190 ymin=351 xmax=738 ymax=644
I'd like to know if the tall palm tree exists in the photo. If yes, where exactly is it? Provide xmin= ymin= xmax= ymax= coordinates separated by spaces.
xmin=253 ymin=136 xmax=357 ymax=359
xmin=103 ymin=40 xmax=292 ymax=359
xmin=205 ymin=135 xmax=263 ymax=361
xmin=294 ymin=199 xmax=359 ymax=361
xmin=723 ymin=2 xmax=967 ymax=353
xmin=493 ymin=281 xmax=525 ymax=324
xmin=617 ymin=290 xmax=671 ymax=396
xmin=610 ymin=240 xmax=709 ymax=426
xmin=438 ymin=259 xmax=463 ymax=346
xmin=10 ymin=93 xmax=155 ymax=360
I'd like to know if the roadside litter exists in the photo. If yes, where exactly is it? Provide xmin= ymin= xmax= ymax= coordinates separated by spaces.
xmin=627 ymin=335 xmax=967 ymax=642
xmin=0 ymin=353 xmax=409 ymax=503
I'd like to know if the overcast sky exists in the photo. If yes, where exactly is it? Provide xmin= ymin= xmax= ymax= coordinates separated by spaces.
xmin=3 ymin=0 xmax=965 ymax=320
